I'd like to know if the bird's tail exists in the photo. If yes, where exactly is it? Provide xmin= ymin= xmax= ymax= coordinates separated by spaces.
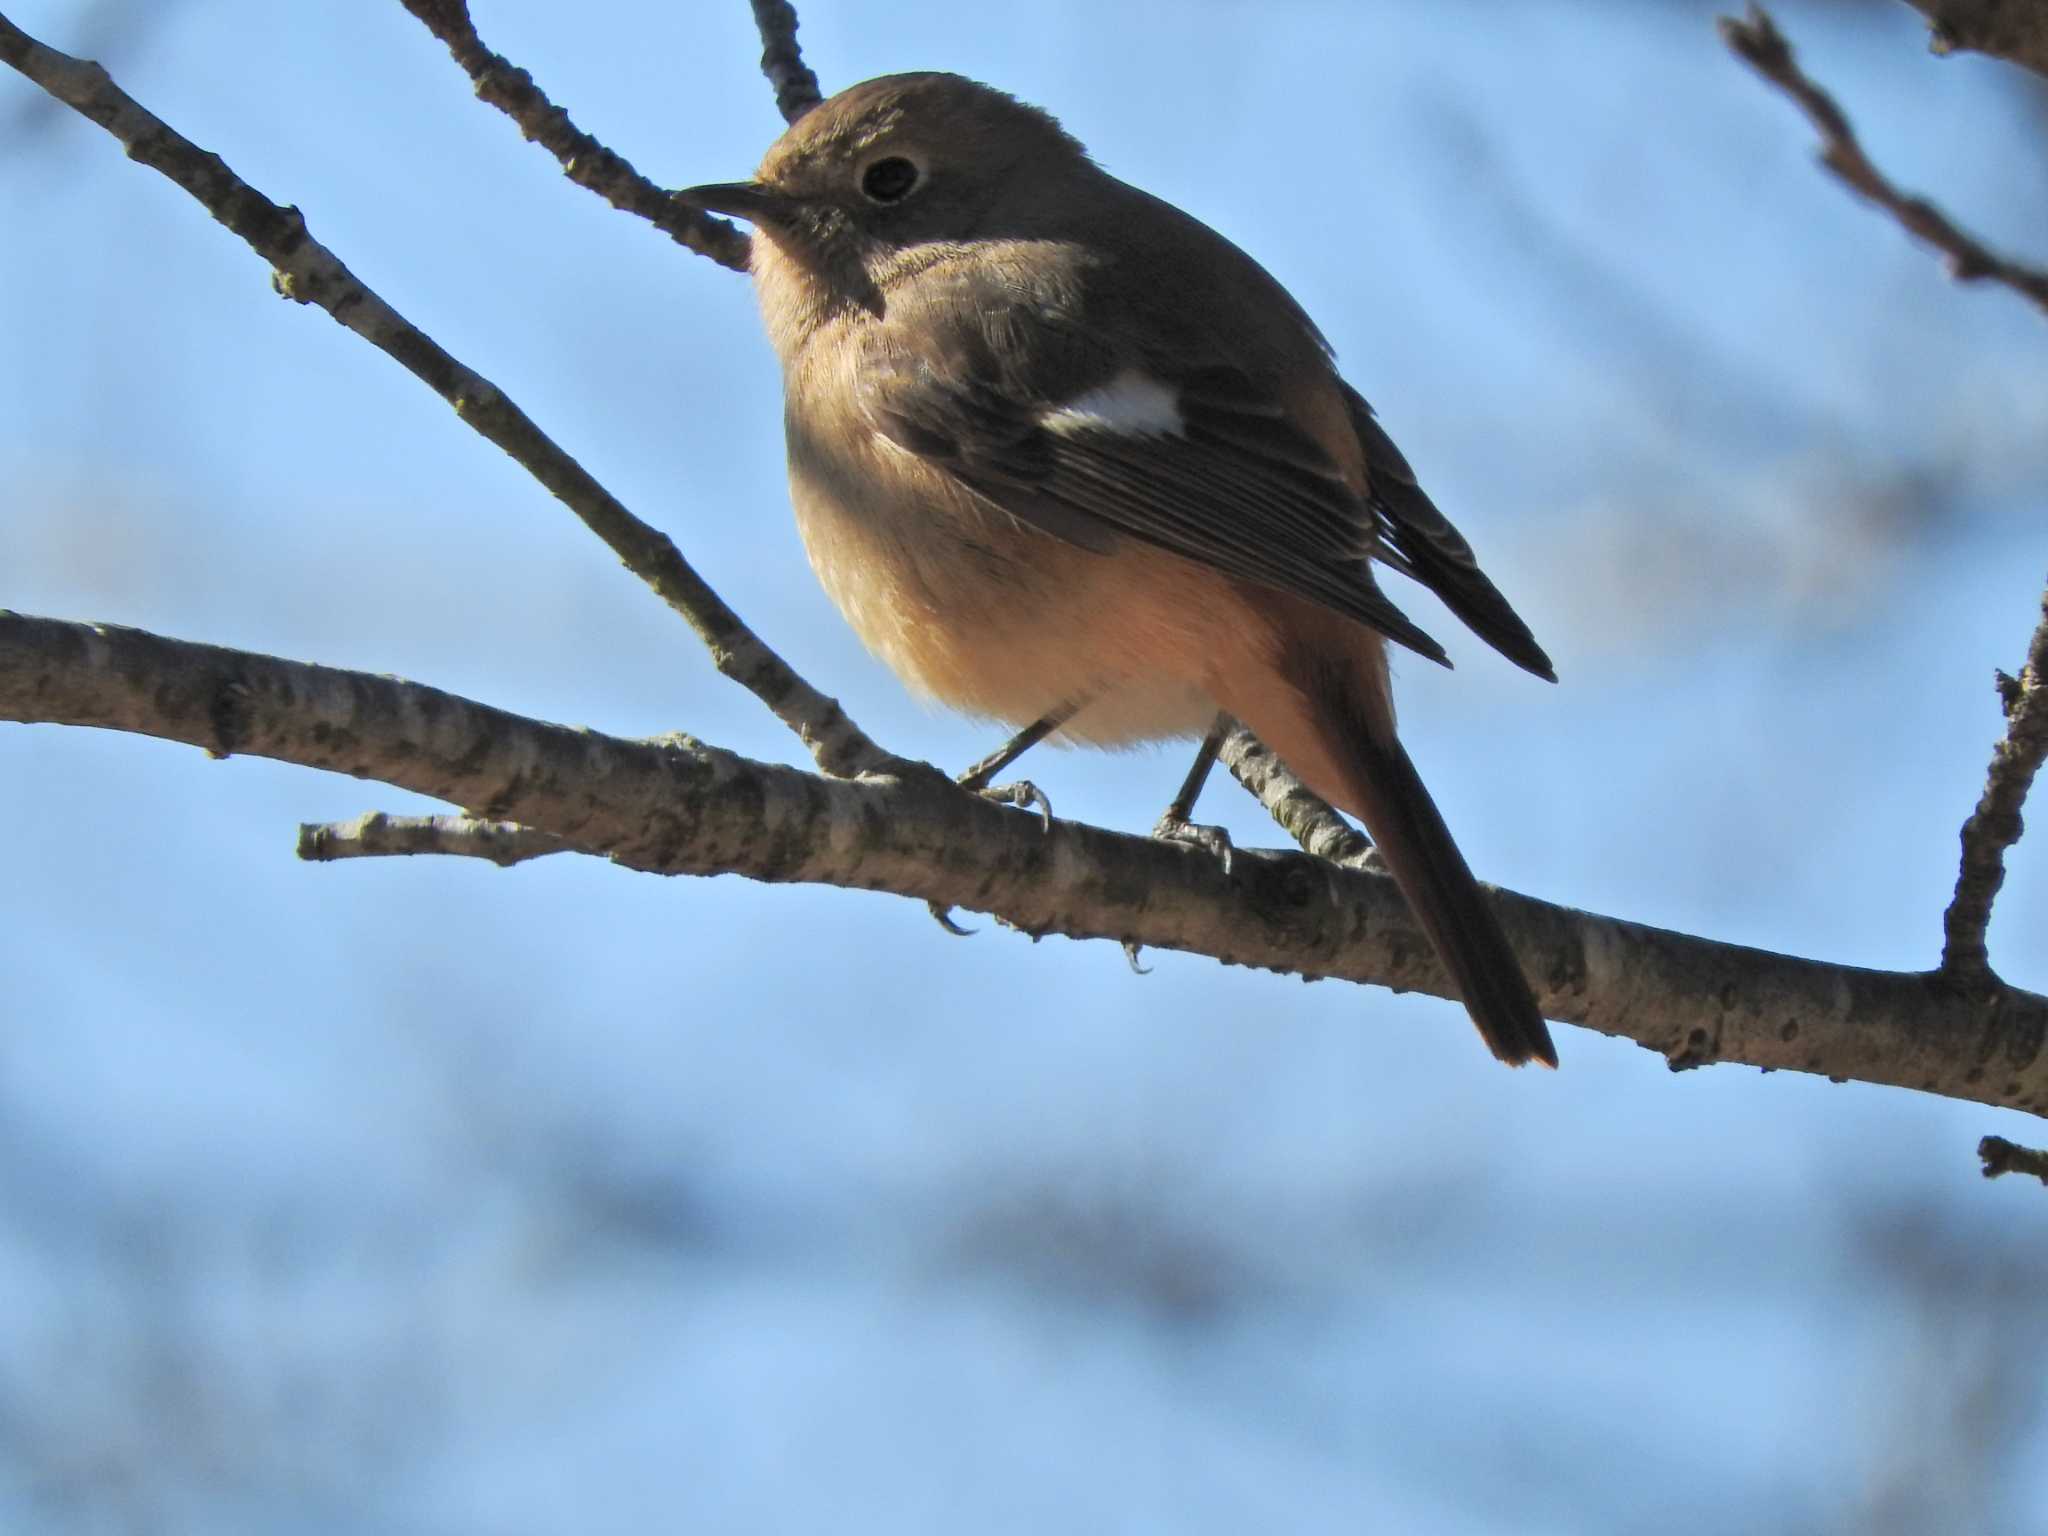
xmin=1220 ymin=617 xmax=1556 ymax=1068
xmin=1332 ymin=718 xmax=1556 ymax=1067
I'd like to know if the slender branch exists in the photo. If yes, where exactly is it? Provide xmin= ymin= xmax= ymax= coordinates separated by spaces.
xmin=8 ymin=608 xmax=2048 ymax=1113
xmin=1980 ymin=1134 xmax=2048 ymax=1184
xmin=1899 ymin=0 xmax=2048 ymax=80
xmin=1217 ymin=726 xmax=1375 ymax=867
xmin=750 ymin=0 xmax=824 ymax=123
xmin=1721 ymin=5 xmax=2048 ymax=319
xmin=298 ymin=812 xmax=571 ymax=866
xmin=396 ymin=0 xmax=751 ymax=272
xmin=0 ymin=12 xmax=890 ymax=780
xmin=1943 ymin=581 xmax=2048 ymax=977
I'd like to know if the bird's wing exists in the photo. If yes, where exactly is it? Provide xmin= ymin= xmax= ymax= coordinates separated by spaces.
xmin=1342 ymin=384 xmax=1555 ymax=682
xmin=858 ymin=282 xmax=1451 ymax=667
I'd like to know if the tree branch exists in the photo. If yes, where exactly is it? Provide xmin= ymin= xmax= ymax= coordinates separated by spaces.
xmin=1721 ymin=5 xmax=2048 ymax=319
xmin=7 ymin=609 xmax=2047 ymax=1113
xmin=1899 ymin=0 xmax=2048 ymax=80
xmin=1943 ymin=581 xmax=2048 ymax=978
xmin=1980 ymin=1134 xmax=2048 ymax=1184
xmin=396 ymin=0 xmax=752 ymax=273
xmin=1218 ymin=726 xmax=1376 ymax=867
xmin=298 ymin=812 xmax=571 ymax=866
xmin=0 ymin=10 xmax=891 ymax=780
xmin=749 ymin=0 xmax=824 ymax=123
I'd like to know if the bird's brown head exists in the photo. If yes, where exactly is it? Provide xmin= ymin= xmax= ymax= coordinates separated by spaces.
xmin=679 ymin=73 xmax=1091 ymax=344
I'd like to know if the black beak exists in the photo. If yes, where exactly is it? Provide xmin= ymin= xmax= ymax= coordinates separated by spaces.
xmin=674 ymin=181 xmax=790 ymax=225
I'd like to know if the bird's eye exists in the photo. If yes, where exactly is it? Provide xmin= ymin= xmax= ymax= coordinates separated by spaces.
xmin=860 ymin=156 xmax=922 ymax=204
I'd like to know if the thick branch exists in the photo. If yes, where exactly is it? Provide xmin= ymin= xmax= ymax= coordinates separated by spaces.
xmin=1943 ymin=582 xmax=2048 ymax=977
xmin=749 ymin=0 xmax=824 ymax=123
xmin=7 ymin=609 xmax=2047 ymax=1114
xmin=0 ymin=12 xmax=888 ymax=779
xmin=1899 ymin=0 xmax=2048 ymax=79
xmin=1722 ymin=6 xmax=2048 ymax=319
xmin=397 ymin=0 xmax=751 ymax=273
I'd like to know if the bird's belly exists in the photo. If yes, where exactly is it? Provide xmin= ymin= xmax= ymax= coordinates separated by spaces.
xmin=788 ymin=448 xmax=1221 ymax=745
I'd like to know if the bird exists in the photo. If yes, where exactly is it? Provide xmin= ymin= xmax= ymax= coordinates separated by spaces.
xmin=680 ymin=72 xmax=1558 ymax=1067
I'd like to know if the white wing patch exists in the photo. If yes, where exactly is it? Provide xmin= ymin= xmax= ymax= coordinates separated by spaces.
xmin=1040 ymin=370 xmax=1184 ymax=438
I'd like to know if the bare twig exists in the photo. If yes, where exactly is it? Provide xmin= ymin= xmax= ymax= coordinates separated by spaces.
xmin=1900 ymin=0 xmax=2048 ymax=81
xmin=1720 ymin=11 xmax=2048 ymax=1008
xmin=9 ymin=609 xmax=2048 ymax=1113
xmin=1943 ymin=582 xmax=2048 ymax=978
xmin=0 ymin=12 xmax=890 ymax=780
xmin=750 ymin=0 xmax=824 ymax=123
xmin=2 ymin=0 xmax=183 ymax=140
xmin=298 ymin=812 xmax=571 ymax=866
xmin=397 ymin=0 xmax=751 ymax=272
xmin=1979 ymin=1134 xmax=2048 ymax=1184
xmin=1721 ymin=5 xmax=2048 ymax=319
xmin=1217 ymin=726 xmax=1375 ymax=867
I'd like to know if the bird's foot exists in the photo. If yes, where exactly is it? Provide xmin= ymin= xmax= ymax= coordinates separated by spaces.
xmin=973 ymin=778 xmax=1053 ymax=830
xmin=1153 ymin=812 xmax=1233 ymax=875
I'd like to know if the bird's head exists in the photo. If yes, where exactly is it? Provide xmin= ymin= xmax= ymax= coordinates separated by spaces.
xmin=679 ymin=72 xmax=1091 ymax=341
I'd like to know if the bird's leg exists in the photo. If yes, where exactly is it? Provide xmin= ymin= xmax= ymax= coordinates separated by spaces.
xmin=926 ymin=701 xmax=1082 ymax=934
xmin=957 ymin=706 xmax=1071 ymax=790
xmin=956 ymin=699 xmax=1085 ymax=828
xmin=1153 ymin=713 xmax=1235 ymax=872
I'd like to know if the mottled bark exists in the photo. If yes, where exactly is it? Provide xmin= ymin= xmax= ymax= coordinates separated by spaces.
xmin=6 ymin=610 xmax=2045 ymax=1113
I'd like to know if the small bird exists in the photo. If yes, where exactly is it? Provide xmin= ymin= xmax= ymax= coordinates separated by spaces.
xmin=681 ymin=73 xmax=1558 ymax=1067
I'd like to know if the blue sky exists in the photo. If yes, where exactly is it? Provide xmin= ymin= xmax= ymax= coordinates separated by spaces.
xmin=3 ymin=1 xmax=2046 ymax=1529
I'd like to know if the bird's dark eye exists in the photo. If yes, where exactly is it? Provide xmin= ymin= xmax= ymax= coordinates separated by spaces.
xmin=860 ymin=156 xmax=921 ymax=204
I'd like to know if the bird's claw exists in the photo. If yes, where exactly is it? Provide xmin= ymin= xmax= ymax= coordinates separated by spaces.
xmin=977 ymin=779 xmax=1053 ymax=830
xmin=927 ymin=900 xmax=976 ymax=936
xmin=1153 ymin=813 xmax=1234 ymax=874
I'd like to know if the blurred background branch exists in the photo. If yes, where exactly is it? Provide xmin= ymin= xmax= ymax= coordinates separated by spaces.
xmin=1724 ymin=5 xmax=2048 ymax=316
